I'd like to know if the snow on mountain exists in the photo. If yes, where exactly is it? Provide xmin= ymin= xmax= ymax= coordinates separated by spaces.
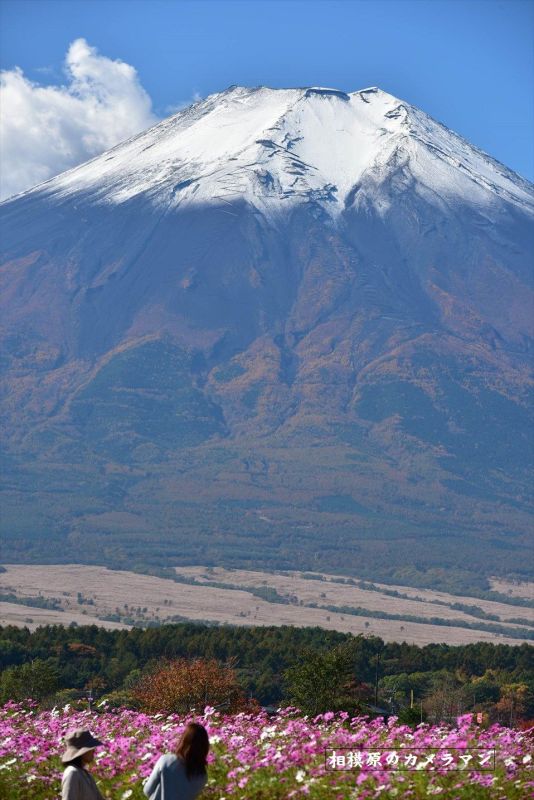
xmin=15 ymin=85 xmax=533 ymax=216
xmin=1 ymin=85 xmax=533 ymax=586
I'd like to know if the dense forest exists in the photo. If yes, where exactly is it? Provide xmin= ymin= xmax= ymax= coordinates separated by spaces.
xmin=1 ymin=622 xmax=532 ymax=725
xmin=3 ymin=529 xmax=531 ymax=597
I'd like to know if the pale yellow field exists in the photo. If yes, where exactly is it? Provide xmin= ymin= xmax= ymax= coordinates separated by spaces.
xmin=176 ymin=566 xmax=534 ymax=625
xmin=489 ymin=577 xmax=534 ymax=601
xmin=0 ymin=564 xmax=531 ymax=646
xmin=0 ymin=601 xmax=127 ymax=631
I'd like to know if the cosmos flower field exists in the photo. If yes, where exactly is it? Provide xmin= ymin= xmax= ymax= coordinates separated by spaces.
xmin=0 ymin=702 xmax=532 ymax=799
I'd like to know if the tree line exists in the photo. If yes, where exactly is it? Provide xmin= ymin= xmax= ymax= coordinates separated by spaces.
xmin=0 ymin=622 xmax=532 ymax=725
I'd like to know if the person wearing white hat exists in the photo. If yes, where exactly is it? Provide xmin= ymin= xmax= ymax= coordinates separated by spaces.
xmin=61 ymin=728 xmax=105 ymax=800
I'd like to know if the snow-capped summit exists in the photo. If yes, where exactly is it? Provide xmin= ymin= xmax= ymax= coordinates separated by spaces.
xmin=1 ymin=86 xmax=533 ymax=580
xmin=15 ymin=84 xmax=533 ymax=216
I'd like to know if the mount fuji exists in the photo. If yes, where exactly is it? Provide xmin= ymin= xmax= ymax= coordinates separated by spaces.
xmin=1 ymin=85 xmax=533 ymax=591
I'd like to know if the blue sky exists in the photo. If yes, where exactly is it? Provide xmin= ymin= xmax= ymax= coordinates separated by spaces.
xmin=1 ymin=0 xmax=533 ymax=191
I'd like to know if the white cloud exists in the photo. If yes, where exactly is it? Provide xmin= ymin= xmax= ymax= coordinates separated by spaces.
xmin=165 ymin=91 xmax=203 ymax=115
xmin=0 ymin=39 xmax=158 ymax=200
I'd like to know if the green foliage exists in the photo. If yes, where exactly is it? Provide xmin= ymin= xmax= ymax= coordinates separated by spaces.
xmin=249 ymin=586 xmax=291 ymax=604
xmin=396 ymin=705 xmax=427 ymax=725
xmin=0 ymin=623 xmax=533 ymax=722
xmin=284 ymin=642 xmax=367 ymax=715
xmin=102 ymin=689 xmax=139 ymax=709
xmin=0 ymin=658 xmax=59 ymax=703
xmin=0 ymin=592 xmax=63 ymax=611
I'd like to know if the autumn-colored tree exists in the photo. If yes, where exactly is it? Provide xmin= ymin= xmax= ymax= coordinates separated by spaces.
xmin=68 ymin=642 xmax=99 ymax=657
xmin=133 ymin=657 xmax=255 ymax=714
xmin=495 ymin=683 xmax=532 ymax=726
xmin=423 ymin=681 xmax=466 ymax=724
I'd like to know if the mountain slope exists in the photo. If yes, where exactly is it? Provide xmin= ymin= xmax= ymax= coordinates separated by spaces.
xmin=1 ymin=86 xmax=533 ymax=592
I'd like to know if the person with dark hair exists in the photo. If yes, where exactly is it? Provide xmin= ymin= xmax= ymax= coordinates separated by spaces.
xmin=143 ymin=722 xmax=209 ymax=800
xmin=61 ymin=728 xmax=105 ymax=800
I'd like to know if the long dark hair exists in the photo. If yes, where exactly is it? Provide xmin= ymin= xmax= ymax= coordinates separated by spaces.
xmin=64 ymin=755 xmax=85 ymax=769
xmin=175 ymin=722 xmax=209 ymax=779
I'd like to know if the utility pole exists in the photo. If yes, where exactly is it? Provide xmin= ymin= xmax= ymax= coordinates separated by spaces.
xmin=374 ymin=649 xmax=381 ymax=707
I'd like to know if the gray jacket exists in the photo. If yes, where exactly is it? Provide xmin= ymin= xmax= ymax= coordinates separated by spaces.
xmin=61 ymin=765 xmax=105 ymax=800
xmin=143 ymin=753 xmax=207 ymax=800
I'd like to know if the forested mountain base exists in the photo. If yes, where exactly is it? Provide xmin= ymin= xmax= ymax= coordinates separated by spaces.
xmin=1 ymin=622 xmax=532 ymax=724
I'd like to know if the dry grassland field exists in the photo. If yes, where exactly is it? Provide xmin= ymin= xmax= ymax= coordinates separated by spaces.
xmin=178 ymin=567 xmax=534 ymax=626
xmin=0 ymin=564 xmax=533 ymax=646
xmin=0 ymin=601 xmax=127 ymax=631
xmin=488 ymin=577 xmax=534 ymax=600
